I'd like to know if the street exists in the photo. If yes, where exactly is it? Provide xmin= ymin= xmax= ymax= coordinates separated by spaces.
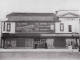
xmin=0 ymin=52 xmax=80 ymax=60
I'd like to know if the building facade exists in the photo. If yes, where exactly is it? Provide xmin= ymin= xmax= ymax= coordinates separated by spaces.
xmin=56 ymin=10 xmax=80 ymax=49
xmin=1 ymin=11 xmax=80 ymax=49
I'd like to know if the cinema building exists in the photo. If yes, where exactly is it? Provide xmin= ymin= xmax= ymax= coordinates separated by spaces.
xmin=1 ymin=11 xmax=80 ymax=49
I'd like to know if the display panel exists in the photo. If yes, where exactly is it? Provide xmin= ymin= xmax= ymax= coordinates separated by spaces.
xmin=16 ymin=22 xmax=55 ymax=33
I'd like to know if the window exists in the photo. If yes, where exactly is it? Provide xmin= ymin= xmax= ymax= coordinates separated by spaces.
xmin=68 ymin=25 xmax=72 ymax=32
xmin=3 ymin=22 xmax=5 ymax=31
xmin=60 ymin=23 xmax=64 ymax=31
xmin=7 ymin=23 xmax=11 ymax=31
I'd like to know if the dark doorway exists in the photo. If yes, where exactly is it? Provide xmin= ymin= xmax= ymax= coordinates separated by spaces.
xmin=54 ymin=38 xmax=66 ymax=48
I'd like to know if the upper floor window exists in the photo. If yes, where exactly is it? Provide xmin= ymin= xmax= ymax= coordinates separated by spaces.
xmin=3 ymin=22 xmax=5 ymax=31
xmin=7 ymin=23 xmax=11 ymax=31
xmin=68 ymin=25 xmax=72 ymax=32
xmin=60 ymin=23 xmax=64 ymax=31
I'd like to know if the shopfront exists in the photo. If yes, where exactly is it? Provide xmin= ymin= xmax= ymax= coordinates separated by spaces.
xmin=40 ymin=33 xmax=79 ymax=49
xmin=1 ymin=33 xmax=79 ymax=49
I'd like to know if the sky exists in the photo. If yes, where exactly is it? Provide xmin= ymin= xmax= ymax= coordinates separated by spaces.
xmin=0 ymin=0 xmax=80 ymax=20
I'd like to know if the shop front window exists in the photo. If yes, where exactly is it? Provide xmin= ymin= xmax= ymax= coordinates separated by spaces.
xmin=66 ymin=39 xmax=79 ymax=49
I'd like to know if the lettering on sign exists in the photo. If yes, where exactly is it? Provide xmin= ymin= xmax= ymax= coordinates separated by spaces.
xmin=40 ymin=34 xmax=75 ymax=36
xmin=16 ymin=22 xmax=54 ymax=32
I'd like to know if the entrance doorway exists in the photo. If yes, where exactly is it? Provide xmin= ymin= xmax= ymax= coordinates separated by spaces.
xmin=66 ymin=39 xmax=79 ymax=49
xmin=54 ymin=38 xmax=66 ymax=48
xmin=34 ymin=39 xmax=46 ymax=49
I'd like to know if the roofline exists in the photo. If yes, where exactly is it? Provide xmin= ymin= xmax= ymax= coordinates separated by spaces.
xmin=11 ymin=12 xmax=54 ymax=13
xmin=58 ymin=16 xmax=80 ymax=18
xmin=58 ymin=10 xmax=79 ymax=11
xmin=4 ymin=20 xmax=61 ymax=22
xmin=6 ymin=12 xmax=55 ymax=16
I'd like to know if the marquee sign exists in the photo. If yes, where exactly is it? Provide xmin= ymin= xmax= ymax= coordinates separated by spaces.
xmin=16 ymin=22 xmax=55 ymax=33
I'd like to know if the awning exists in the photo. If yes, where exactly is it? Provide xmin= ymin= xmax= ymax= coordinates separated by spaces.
xmin=1 ymin=33 xmax=79 ymax=39
xmin=40 ymin=33 xmax=79 ymax=37
xmin=1 ymin=33 xmax=40 ymax=38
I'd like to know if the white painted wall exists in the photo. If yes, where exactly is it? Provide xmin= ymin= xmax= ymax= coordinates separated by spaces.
xmin=55 ymin=18 xmax=80 ymax=33
xmin=1 ymin=18 xmax=80 ymax=34
xmin=2 ymin=22 xmax=15 ymax=33
xmin=0 ymin=21 xmax=1 ymax=47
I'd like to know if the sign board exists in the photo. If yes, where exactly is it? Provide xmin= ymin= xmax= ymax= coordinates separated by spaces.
xmin=16 ymin=22 xmax=54 ymax=33
xmin=40 ymin=34 xmax=79 ymax=37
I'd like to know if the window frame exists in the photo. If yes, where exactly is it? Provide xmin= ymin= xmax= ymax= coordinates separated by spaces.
xmin=3 ymin=22 xmax=5 ymax=31
xmin=7 ymin=23 xmax=11 ymax=31
xmin=68 ymin=25 xmax=72 ymax=32
xmin=60 ymin=23 xmax=64 ymax=31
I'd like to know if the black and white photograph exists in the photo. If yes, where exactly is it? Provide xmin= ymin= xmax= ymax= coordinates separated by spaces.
xmin=0 ymin=0 xmax=80 ymax=60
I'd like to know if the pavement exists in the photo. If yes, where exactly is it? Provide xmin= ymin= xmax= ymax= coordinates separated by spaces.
xmin=0 ymin=48 xmax=79 ymax=52
xmin=0 ymin=48 xmax=80 ymax=60
xmin=0 ymin=51 xmax=80 ymax=60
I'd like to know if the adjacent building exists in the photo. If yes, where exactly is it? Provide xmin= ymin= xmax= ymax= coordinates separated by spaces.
xmin=1 ymin=10 xmax=80 ymax=49
xmin=56 ymin=10 xmax=80 ymax=49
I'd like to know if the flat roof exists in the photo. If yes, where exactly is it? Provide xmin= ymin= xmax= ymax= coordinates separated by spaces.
xmin=6 ymin=12 xmax=60 ymax=22
xmin=7 ymin=12 xmax=55 ymax=16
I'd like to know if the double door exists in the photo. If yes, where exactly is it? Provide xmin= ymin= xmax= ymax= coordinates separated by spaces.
xmin=35 ymin=39 xmax=46 ymax=48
